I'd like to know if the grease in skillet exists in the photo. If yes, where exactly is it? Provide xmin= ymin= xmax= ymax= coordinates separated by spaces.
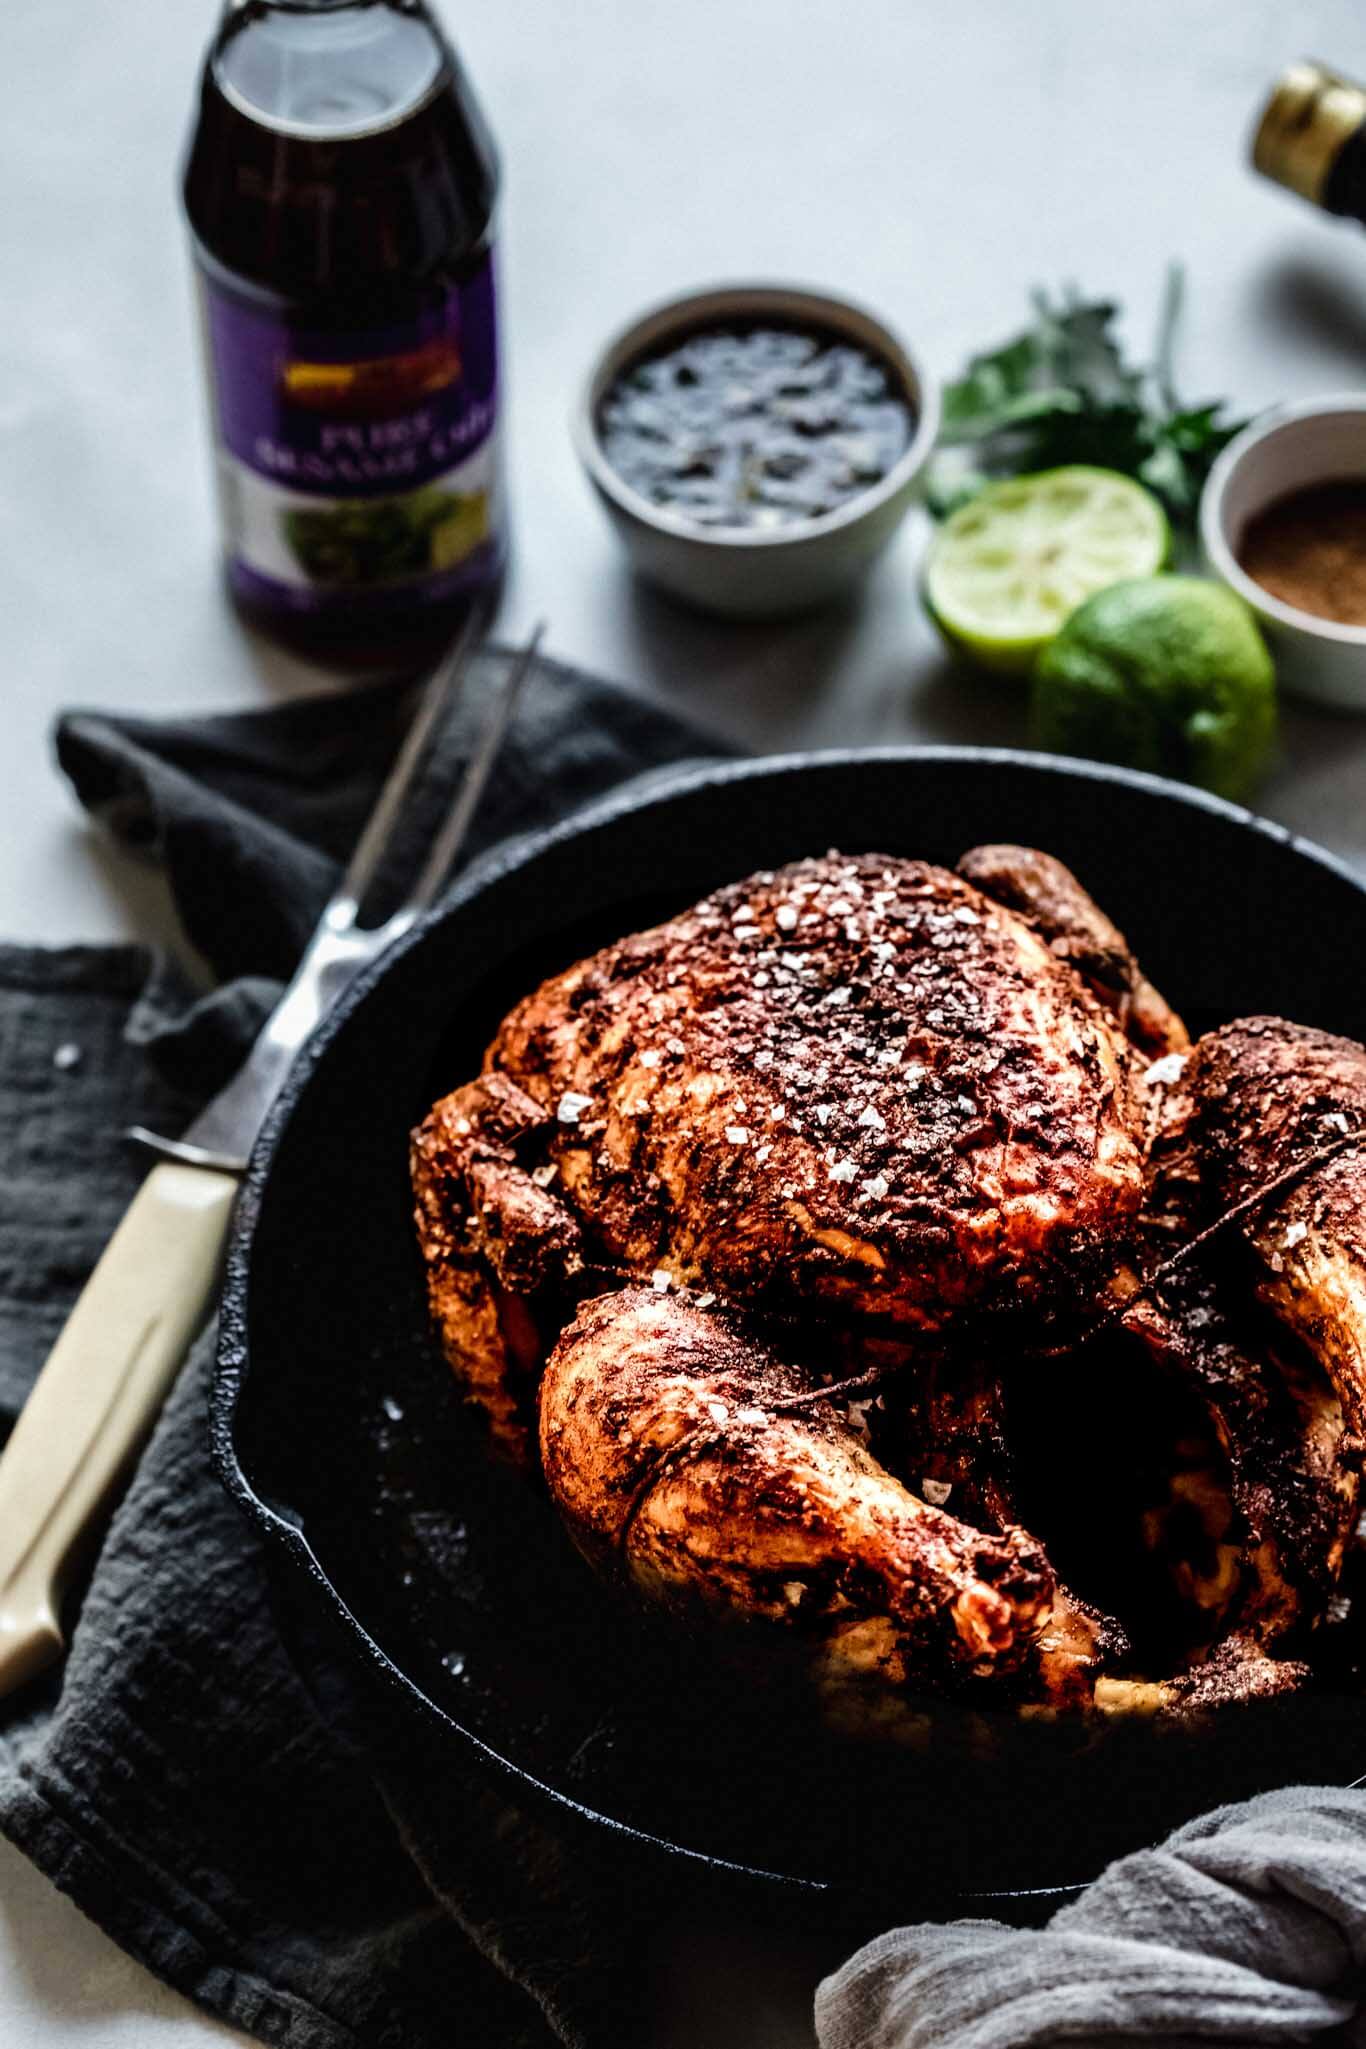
xmin=598 ymin=325 xmax=914 ymax=530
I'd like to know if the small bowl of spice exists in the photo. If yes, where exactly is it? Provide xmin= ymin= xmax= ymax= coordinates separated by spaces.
xmin=574 ymin=282 xmax=939 ymax=618
xmin=1200 ymin=394 xmax=1366 ymax=710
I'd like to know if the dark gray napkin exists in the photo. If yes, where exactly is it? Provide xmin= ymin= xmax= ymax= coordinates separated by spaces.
xmin=815 ymin=1784 xmax=1366 ymax=2049
xmin=0 ymin=650 xmax=734 ymax=2049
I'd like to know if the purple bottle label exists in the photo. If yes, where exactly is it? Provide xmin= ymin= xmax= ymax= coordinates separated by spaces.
xmin=198 ymin=254 xmax=503 ymax=615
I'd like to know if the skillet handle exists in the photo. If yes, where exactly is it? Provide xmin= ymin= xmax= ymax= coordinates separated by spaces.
xmin=0 ymin=1162 xmax=239 ymax=1697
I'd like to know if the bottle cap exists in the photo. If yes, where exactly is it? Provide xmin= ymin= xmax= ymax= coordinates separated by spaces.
xmin=1252 ymin=59 xmax=1366 ymax=205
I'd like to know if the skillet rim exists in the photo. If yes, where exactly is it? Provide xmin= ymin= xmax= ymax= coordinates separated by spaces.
xmin=210 ymin=742 xmax=1366 ymax=1898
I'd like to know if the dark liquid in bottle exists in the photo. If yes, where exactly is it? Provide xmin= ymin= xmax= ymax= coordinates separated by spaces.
xmin=183 ymin=1 xmax=503 ymax=668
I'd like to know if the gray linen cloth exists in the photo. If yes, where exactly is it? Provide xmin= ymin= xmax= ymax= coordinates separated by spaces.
xmin=816 ymin=1784 xmax=1366 ymax=2048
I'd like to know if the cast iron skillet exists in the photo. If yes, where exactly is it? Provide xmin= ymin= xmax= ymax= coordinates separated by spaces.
xmin=213 ymin=748 xmax=1366 ymax=1907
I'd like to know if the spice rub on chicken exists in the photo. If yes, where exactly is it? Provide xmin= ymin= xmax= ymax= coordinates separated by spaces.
xmin=411 ymin=848 xmax=1366 ymax=1719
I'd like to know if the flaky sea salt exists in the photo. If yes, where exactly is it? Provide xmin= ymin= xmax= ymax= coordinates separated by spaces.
xmin=858 ymin=1104 xmax=886 ymax=1130
xmin=725 ymin=1126 xmax=750 ymax=1145
xmin=775 ymin=904 xmax=798 ymax=932
xmin=827 ymin=1159 xmax=857 ymax=1184
xmin=651 ymin=1268 xmax=671 ymax=1292
xmin=639 ymin=1048 xmax=661 ymax=1068
xmin=861 ymin=1174 xmax=890 ymax=1200
xmin=846 ymin=1399 xmax=873 ymax=1440
xmin=922 ymin=1477 xmax=953 ymax=1506
xmin=557 ymin=1091 xmax=594 ymax=1125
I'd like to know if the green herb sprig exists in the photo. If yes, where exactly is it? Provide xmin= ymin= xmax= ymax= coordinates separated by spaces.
xmin=926 ymin=268 xmax=1245 ymax=533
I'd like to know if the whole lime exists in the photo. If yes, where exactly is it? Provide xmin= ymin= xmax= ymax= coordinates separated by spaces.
xmin=1031 ymin=576 xmax=1277 ymax=801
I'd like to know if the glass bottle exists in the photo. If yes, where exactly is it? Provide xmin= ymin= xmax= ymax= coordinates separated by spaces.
xmin=183 ymin=0 xmax=504 ymax=668
xmin=1252 ymin=61 xmax=1366 ymax=227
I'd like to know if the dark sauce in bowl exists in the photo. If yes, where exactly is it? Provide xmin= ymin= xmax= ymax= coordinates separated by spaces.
xmin=598 ymin=325 xmax=915 ymax=532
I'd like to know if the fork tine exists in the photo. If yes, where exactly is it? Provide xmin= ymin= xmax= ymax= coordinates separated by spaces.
xmin=399 ymin=620 xmax=546 ymax=918
xmin=328 ymin=601 xmax=489 ymax=923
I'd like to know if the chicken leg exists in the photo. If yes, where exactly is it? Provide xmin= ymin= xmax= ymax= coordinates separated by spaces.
xmin=1177 ymin=1017 xmax=1366 ymax=1444
xmin=539 ymin=1286 xmax=1055 ymax=1692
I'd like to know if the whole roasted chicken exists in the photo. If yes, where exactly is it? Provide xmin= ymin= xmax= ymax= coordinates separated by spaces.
xmin=411 ymin=848 xmax=1366 ymax=1718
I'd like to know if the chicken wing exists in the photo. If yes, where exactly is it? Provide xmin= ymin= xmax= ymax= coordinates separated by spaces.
xmin=412 ymin=1071 xmax=585 ymax=1460
xmin=958 ymin=843 xmax=1188 ymax=1058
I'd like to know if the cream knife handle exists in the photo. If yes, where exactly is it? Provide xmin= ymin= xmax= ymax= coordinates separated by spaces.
xmin=0 ymin=1162 xmax=239 ymax=1698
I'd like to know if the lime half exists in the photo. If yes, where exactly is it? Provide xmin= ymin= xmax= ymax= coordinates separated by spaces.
xmin=925 ymin=467 xmax=1170 ymax=676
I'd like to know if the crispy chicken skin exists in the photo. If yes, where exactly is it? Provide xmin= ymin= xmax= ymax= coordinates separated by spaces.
xmin=412 ymin=1072 xmax=585 ymax=1461
xmin=411 ymin=850 xmax=1366 ymax=1719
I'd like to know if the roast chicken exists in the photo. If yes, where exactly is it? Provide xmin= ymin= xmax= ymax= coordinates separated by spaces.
xmin=411 ymin=848 xmax=1366 ymax=1718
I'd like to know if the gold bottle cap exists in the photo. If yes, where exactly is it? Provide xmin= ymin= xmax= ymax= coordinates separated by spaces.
xmin=1252 ymin=59 xmax=1366 ymax=205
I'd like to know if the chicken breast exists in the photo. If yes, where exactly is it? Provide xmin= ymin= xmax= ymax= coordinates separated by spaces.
xmin=488 ymin=853 xmax=1148 ymax=1336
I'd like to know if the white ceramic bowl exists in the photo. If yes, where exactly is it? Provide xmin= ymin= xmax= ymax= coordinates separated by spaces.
xmin=1200 ymin=395 xmax=1366 ymax=712
xmin=572 ymin=282 xmax=939 ymax=619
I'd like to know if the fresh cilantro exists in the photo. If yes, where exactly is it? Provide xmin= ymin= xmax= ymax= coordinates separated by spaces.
xmin=926 ymin=268 xmax=1245 ymax=532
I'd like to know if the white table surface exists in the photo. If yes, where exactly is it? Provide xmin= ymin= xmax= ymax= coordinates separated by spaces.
xmin=4 ymin=1 xmax=1366 ymax=2043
